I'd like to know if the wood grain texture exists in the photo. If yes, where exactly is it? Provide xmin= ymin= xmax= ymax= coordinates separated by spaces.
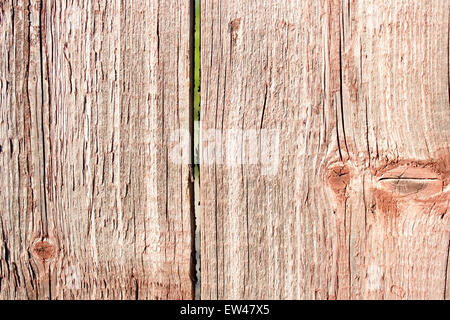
xmin=0 ymin=0 xmax=194 ymax=299
xmin=200 ymin=0 xmax=449 ymax=299
xmin=0 ymin=0 xmax=48 ymax=300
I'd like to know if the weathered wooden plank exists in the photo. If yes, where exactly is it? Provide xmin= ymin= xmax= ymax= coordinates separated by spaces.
xmin=200 ymin=0 xmax=449 ymax=299
xmin=0 ymin=0 xmax=48 ymax=299
xmin=0 ymin=0 xmax=194 ymax=299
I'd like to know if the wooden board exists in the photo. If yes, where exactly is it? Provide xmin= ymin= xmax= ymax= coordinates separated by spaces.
xmin=200 ymin=0 xmax=449 ymax=299
xmin=0 ymin=0 xmax=194 ymax=299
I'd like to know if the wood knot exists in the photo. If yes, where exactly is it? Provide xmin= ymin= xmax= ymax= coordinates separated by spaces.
xmin=229 ymin=18 xmax=241 ymax=43
xmin=326 ymin=164 xmax=351 ymax=199
xmin=377 ymin=166 xmax=442 ymax=198
xmin=373 ymin=162 xmax=448 ymax=216
xmin=229 ymin=18 xmax=241 ymax=33
xmin=390 ymin=285 xmax=405 ymax=298
xmin=32 ymin=240 xmax=54 ymax=261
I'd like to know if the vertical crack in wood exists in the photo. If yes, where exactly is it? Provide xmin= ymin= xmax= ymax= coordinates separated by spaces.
xmin=190 ymin=0 xmax=199 ymax=300
xmin=38 ymin=0 xmax=48 ymax=240
xmin=213 ymin=0 xmax=222 ymax=301
xmin=339 ymin=2 xmax=349 ymax=160
xmin=444 ymin=240 xmax=450 ymax=299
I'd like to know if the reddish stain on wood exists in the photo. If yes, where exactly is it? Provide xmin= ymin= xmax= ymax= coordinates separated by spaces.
xmin=372 ymin=188 xmax=400 ymax=217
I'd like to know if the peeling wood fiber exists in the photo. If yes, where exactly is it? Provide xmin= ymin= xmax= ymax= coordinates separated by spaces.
xmin=200 ymin=0 xmax=449 ymax=299
xmin=0 ymin=0 xmax=194 ymax=299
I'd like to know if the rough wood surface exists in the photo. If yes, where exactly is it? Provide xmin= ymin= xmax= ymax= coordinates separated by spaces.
xmin=0 ymin=0 xmax=194 ymax=299
xmin=200 ymin=0 xmax=449 ymax=299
